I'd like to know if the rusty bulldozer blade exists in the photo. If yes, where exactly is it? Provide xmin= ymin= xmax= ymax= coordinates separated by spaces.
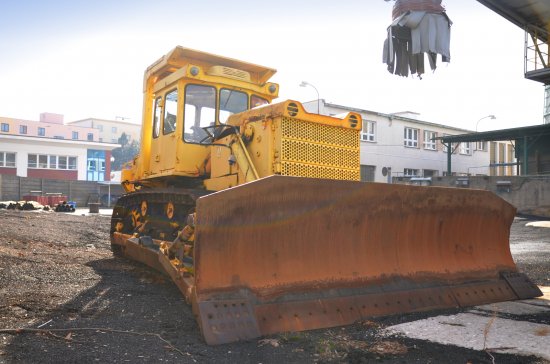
xmin=191 ymin=175 xmax=542 ymax=344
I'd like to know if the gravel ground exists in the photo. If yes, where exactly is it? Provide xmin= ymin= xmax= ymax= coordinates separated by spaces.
xmin=0 ymin=209 xmax=548 ymax=363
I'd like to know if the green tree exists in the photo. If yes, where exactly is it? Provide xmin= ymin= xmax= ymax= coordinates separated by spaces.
xmin=118 ymin=132 xmax=129 ymax=147
xmin=111 ymin=135 xmax=139 ymax=170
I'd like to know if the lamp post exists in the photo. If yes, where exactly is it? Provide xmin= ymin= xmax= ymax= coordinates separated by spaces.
xmin=299 ymin=81 xmax=320 ymax=114
xmin=475 ymin=114 xmax=496 ymax=132
xmin=108 ymin=156 xmax=115 ymax=208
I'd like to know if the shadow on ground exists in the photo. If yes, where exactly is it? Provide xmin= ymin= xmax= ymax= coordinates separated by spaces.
xmin=3 ymin=256 xmax=544 ymax=364
xmin=2 ymin=257 xmax=314 ymax=364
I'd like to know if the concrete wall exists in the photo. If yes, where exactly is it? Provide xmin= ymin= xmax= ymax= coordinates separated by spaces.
xmin=395 ymin=175 xmax=550 ymax=217
xmin=0 ymin=174 xmax=124 ymax=208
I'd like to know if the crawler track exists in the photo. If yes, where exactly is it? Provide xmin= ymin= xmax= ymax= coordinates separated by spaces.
xmin=110 ymin=188 xmax=208 ymax=243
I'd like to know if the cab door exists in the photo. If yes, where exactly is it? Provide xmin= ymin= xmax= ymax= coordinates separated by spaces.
xmin=160 ymin=88 xmax=178 ymax=171
xmin=149 ymin=95 xmax=163 ymax=175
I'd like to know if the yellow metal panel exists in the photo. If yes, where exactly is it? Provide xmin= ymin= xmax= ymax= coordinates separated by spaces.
xmin=207 ymin=66 xmax=251 ymax=82
xmin=281 ymin=139 xmax=358 ymax=167
xmin=279 ymin=117 xmax=360 ymax=181
xmin=281 ymin=116 xmax=360 ymax=146
xmin=231 ymin=135 xmax=259 ymax=182
xmin=144 ymin=46 xmax=277 ymax=91
xmin=204 ymin=174 xmax=238 ymax=191
xmin=280 ymin=163 xmax=360 ymax=180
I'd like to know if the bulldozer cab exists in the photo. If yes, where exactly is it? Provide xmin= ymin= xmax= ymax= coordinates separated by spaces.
xmin=128 ymin=46 xmax=279 ymax=186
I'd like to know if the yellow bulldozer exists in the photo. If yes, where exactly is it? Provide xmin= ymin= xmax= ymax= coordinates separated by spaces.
xmin=111 ymin=46 xmax=542 ymax=345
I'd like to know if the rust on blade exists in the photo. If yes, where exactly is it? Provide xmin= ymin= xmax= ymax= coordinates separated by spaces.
xmin=254 ymin=285 xmax=457 ymax=335
xmin=450 ymin=280 xmax=518 ymax=306
xmin=112 ymin=232 xmax=165 ymax=273
xmin=195 ymin=299 xmax=261 ymax=345
xmin=193 ymin=175 xmax=517 ymax=300
xmin=157 ymin=250 xmax=195 ymax=300
xmin=186 ymin=175 xmax=540 ymax=343
xmin=501 ymin=272 xmax=543 ymax=299
xmin=113 ymin=176 xmax=542 ymax=345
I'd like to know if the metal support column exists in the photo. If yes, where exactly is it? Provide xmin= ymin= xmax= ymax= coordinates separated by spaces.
xmin=447 ymin=143 xmax=452 ymax=175
xmin=521 ymin=136 xmax=529 ymax=176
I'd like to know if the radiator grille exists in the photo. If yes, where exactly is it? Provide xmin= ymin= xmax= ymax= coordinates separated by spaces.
xmin=281 ymin=117 xmax=359 ymax=147
xmin=280 ymin=117 xmax=360 ymax=180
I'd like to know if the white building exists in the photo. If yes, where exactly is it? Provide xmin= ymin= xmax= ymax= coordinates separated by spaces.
xmin=0 ymin=113 xmax=119 ymax=181
xmin=303 ymin=100 xmax=492 ymax=182
xmin=68 ymin=117 xmax=141 ymax=144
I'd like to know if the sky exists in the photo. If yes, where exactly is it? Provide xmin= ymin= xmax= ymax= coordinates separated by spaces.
xmin=0 ymin=0 xmax=546 ymax=132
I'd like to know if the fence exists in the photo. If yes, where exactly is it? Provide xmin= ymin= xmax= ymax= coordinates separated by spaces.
xmin=393 ymin=175 xmax=550 ymax=218
xmin=0 ymin=174 xmax=124 ymax=208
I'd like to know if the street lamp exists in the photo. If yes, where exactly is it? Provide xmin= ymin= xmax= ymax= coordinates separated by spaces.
xmin=475 ymin=114 xmax=496 ymax=132
xmin=108 ymin=156 xmax=115 ymax=208
xmin=299 ymin=81 xmax=320 ymax=114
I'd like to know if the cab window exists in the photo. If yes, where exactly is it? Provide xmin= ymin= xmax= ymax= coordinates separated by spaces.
xmin=163 ymin=89 xmax=178 ymax=134
xmin=152 ymin=96 xmax=162 ymax=138
xmin=184 ymin=84 xmax=216 ymax=143
xmin=251 ymin=95 xmax=268 ymax=108
xmin=219 ymin=89 xmax=248 ymax=124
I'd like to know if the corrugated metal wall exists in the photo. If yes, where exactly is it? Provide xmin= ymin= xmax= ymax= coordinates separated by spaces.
xmin=0 ymin=174 xmax=124 ymax=207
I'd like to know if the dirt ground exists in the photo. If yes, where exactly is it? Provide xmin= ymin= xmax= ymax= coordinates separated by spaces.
xmin=0 ymin=209 xmax=549 ymax=364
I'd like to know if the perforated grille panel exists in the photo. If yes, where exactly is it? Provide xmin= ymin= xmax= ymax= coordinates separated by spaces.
xmin=281 ymin=117 xmax=359 ymax=146
xmin=280 ymin=117 xmax=360 ymax=180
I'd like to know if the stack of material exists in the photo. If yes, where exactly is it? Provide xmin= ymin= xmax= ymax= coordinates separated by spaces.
xmin=0 ymin=200 xmax=48 ymax=210
xmin=55 ymin=201 xmax=76 ymax=213
xmin=383 ymin=0 xmax=452 ymax=78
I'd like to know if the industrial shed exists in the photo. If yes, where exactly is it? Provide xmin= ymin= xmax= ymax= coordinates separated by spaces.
xmin=438 ymin=123 xmax=550 ymax=176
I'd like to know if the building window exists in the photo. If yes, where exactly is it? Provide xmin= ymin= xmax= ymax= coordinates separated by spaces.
xmin=87 ymin=160 xmax=96 ymax=171
xmin=19 ymin=125 xmax=27 ymax=134
xmin=59 ymin=156 xmax=67 ymax=169
xmin=38 ymin=127 xmax=46 ymax=136
xmin=87 ymin=150 xmax=106 ymax=181
xmin=1 ymin=123 xmax=9 ymax=132
xmin=87 ymin=133 xmax=94 ymax=141
xmin=476 ymin=141 xmax=487 ymax=151
xmin=112 ymin=126 xmax=117 ymax=133
xmin=423 ymin=169 xmax=438 ymax=177
xmin=360 ymin=165 xmax=376 ymax=181
xmin=97 ymin=125 xmax=103 ymax=132
xmin=38 ymin=155 xmax=48 ymax=168
xmin=460 ymin=142 xmax=472 ymax=155
xmin=423 ymin=130 xmax=437 ymax=150
xmin=0 ymin=152 xmax=16 ymax=167
xmin=49 ymin=155 xmax=57 ymax=169
xmin=361 ymin=120 xmax=376 ymax=142
xmin=404 ymin=127 xmax=419 ymax=148
xmin=28 ymin=154 xmax=37 ymax=168
xmin=72 ymin=131 xmax=79 ymax=140
xmin=28 ymin=154 xmax=77 ymax=170
xmin=404 ymin=168 xmax=419 ymax=176
xmin=68 ymin=157 xmax=77 ymax=170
